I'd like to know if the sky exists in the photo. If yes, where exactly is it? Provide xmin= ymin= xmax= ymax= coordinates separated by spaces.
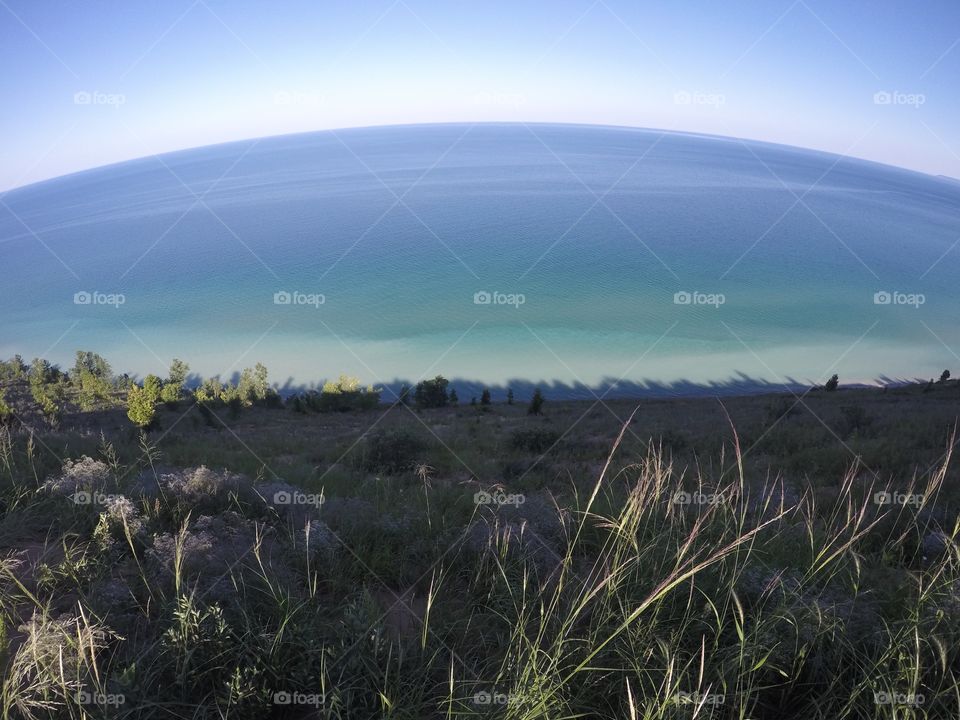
xmin=1 ymin=0 xmax=958 ymax=191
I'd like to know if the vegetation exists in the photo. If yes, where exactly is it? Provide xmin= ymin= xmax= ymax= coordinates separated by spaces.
xmin=528 ymin=386 xmax=545 ymax=415
xmin=825 ymin=373 xmax=840 ymax=392
xmin=126 ymin=378 xmax=160 ymax=429
xmin=0 ymin=351 xmax=958 ymax=717
xmin=414 ymin=375 xmax=449 ymax=409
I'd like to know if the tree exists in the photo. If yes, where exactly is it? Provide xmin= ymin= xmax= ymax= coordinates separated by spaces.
xmin=939 ymin=369 xmax=951 ymax=384
xmin=414 ymin=376 xmax=449 ymax=409
xmin=168 ymin=359 xmax=189 ymax=386
xmin=127 ymin=380 xmax=160 ymax=429
xmin=480 ymin=388 xmax=491 ymax=406
xmin=72 ymin=350 xmax=114 ymax=410
xmin=506 ymin=388 xmax=514 ymax=405
xmin=317 ymin=374 xmax=379 ymax=412
xmin=253 ymin=363 xmax=269 ymax=401
xmin=528 ymin=388 xmax=545 ymax=415
xmin=162 ymin=359 xmax=190 ymax=405
xmin=448 ymin=388 xmax=459 ymax=405
xmin=195 ymin=376 xmax=224 ymax=403
xmin=29 ymin=358 xmax=63 ymax=420
xmin=824 ymin=375 xmax=839 ymax=392
xmin=398 ymin=384 xmax=411 ymax=406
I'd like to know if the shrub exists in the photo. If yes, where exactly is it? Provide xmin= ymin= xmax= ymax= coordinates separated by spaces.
xmin=528 ymin=388 xmax=545 ymax=415
xmin=127 ymin=378 xmax=160 ymax=429
xmin=162 ymin=358 xmax=190 ymax=406
xmin=358 ymin=429 xmax=427 ymax=473
xmin=72 ymin=351 xmax=115 ymax=410
xmin=824 ymin=374 xmax=839 ymax=392
xmin=939 ymin=369 xmax=951 ymax=384
xmin=28 ymin=358 xmax=64 ymax=420
xmin=415 ymin=376 xmax=449 ymax=409
xmin=511 ymin=427 xmax=561 ymax=453
xmin=0 ymin=390 xmax=13 ymax=426
xmin=195 ymin=376 xmax=225 ymax=403
xmin=318 ymin=375 xmax=380 ymax=411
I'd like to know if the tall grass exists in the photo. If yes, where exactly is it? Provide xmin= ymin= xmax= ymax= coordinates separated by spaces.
xmin=0 ymin=416 xmax=956 ymax=718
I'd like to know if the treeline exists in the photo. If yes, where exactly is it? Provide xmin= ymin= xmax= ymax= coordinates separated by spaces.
xmin=0 ymin=353 xmax=547 ymax=431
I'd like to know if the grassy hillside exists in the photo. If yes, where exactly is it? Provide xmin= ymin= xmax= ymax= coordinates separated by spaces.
xmin=0 ymin=367 xmax=958 ymax=718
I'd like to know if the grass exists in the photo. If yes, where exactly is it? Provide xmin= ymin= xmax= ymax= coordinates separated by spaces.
xmin=0 ymin=381 xmax=957 ymax=718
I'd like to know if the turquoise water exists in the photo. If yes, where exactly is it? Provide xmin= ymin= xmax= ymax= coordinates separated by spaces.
xmin=1 ymin=123 xmax=958 ymax=396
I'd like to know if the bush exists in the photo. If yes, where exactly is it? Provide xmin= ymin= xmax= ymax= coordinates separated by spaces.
xmin=415 ymin=376 xmax=449 ymax=409
xmin=28 ymin=357 xmax=64 ymax=420
xmin=358 ymin=429 xmax=427 ymax=473
xmin=0 ymin=389 xmax=12 ymax=426
xmin=318 ymin=375 xmax=380 ymax=412
xmin=127 ymin=383 xmax=158 ymax=429
xmin=511 ymin=427 xmax=561 ymax=453
xmin=72 ymin=351 xmax=115 ymax=410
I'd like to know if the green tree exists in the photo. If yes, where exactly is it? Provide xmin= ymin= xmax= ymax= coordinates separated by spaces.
xmin=29 ymin=358 xmax=63 ymax=420
xmin=414 ymin=376 xmax=449 ymax=409
xmin=398 ymin=384 xmax=411 ymax=406
xmin=127 ymin=379 xmax=160 ymax=429
xmin=72 ymin=351 xmax=114 ymax=410
xmin=162 ymin=358 xmax=190 ymax=405
xmin=480 ymin=388 xmax=491 ymax=406
xmin=824 ymin=374 xmax=839 ymax=392
xmin=448 ymin=388 xmax=459 ymax=405
xmin=253 ymin=363 xmax=269 ymax=401
xmin=939 ymin=369 xmax=950 ymax=384
xmin=168 ymin=358 xmax=189 ymax=386
xmin=506 ymin=388 xmax=514 ymax=405
xmin=528 ymin=388 xmax=545 ymax=415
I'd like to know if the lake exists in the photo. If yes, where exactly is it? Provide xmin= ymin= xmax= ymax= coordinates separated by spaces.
xmin=2 ymin=123 xmax=958 ymax=397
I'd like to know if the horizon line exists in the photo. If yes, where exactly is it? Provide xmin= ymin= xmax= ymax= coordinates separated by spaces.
xmin=3 ymin=120 xmax=954 ymax=196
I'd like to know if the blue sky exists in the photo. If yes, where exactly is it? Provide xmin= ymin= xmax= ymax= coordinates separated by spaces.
xmin=1 ymin=0 xmax=958 ymax=190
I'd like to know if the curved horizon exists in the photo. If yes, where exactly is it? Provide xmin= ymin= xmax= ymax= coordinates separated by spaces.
xmin=3 ymin=121 xmax=954 ymax=196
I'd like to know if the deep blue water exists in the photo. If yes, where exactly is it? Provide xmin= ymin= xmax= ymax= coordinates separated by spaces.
xmin=2 ymin=123 xmax=958 ymax=396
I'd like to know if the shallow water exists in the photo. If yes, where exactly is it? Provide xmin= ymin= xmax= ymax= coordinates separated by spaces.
xmin=2 ymin=123 xmax=958 ymax=396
